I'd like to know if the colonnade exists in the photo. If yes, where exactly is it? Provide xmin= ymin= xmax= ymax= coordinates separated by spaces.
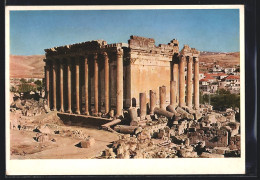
xmin=44 ymin=49 xmax=124 ymax=117
xmin=173 ymin=55 xmax=199 ymax=109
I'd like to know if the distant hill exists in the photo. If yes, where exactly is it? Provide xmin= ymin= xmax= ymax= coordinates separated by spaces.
xmin=9 ymin=55 xmax=45 ymax=78
xmin=9 ymin=52 xmax=240 ymax=79
xmin=199 ymin=52 xmax=240 ymax=68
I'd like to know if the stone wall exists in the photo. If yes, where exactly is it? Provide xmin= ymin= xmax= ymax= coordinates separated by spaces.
xmin=128 ymin=35 xmax=179 ymax=108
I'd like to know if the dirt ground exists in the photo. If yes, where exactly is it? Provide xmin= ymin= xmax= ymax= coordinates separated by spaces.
xmin=10 ymin=125 xmax=119 ymax=159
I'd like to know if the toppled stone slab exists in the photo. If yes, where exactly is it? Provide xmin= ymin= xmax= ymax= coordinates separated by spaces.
xmin=79 ymin=137 xmax=95 ymax=148
xmin=176 ymin=107 xmax=194 ymax=120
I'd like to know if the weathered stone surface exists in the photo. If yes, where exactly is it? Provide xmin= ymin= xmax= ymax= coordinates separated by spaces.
xmin=213 ymin=147 xmax=229 ymax=154
xmin=39 ymin=125 xmax=52 ymax=134
xmin=203 ymin=114 xmax=216 ymax=124
xmin=194 ymin=111 xmax=202 ymax=120
xmin=200 ymin=152 xmax=224 ymax=158
xmin=176 ymin=107 xmax=194 ymax=120
xmin=154 ymin=107 xmax=174 ymax=119
xmin=80 ymin=137 xmax=95 ymax=148
xmin=35 ymin=133 xmax=50 ymax=143
xmin=166 ymin=105 xmax=177 ymax=114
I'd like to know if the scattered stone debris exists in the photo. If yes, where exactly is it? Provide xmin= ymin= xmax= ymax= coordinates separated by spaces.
xmin=10 ymin=92 xmax=240 ymax=159
xmin=97 ymin=103 xmax=240 ymax=159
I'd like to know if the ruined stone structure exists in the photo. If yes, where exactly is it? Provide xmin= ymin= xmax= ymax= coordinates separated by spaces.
xmin=43 ymin=35 xmax=200 ymax=117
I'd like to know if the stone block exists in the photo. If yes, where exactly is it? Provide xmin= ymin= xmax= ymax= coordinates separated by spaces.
xmin=80 ymin=137 xmax=95 ymax=148
xmin=200 ymin=152 xmax=224 ymax=158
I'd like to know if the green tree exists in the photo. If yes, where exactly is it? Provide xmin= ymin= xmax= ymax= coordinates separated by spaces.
xmin=218 ymin=88 xmax=231 ymax=95
xmin=210 ymin=93 xmax=240 ymax=111
xmin=20 ymin=78 xmax=26 ymax=83
xmin=34 ymin=80 xmax=43 ymax=91
xmin=18 ymin=83 xmax=36 ymax=93
xmin=28 ymin=78 xmax=35 ymax=83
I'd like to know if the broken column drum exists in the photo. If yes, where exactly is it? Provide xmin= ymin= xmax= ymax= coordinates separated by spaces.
xmin=149 ymin=90 xmax=156 ymax=114
xmin=170 ymin=80 xmax=177 ymax=108
xmin=43 ymin=36 xmax=200 ymax=118
xmin=139 ymin=92 xmax=146 ymax=119
xmin=159 ymin=86 xmax=166 ymax=110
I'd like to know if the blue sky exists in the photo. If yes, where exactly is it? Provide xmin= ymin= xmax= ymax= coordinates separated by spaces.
xmin=10 ymin=9 xmax=240 ymax=55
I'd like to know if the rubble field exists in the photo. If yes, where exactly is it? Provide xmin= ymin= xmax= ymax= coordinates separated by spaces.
xmin=9 ymin=97 xmax=240 ymax=159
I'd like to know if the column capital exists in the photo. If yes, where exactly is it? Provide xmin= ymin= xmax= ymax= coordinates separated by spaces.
xmin=93 ymin=53 xmax=98 ymax=60
xmin=187 ymin=56 xmax=193 ymax=63
xmin=193 ymin=57 xmax=199 ymax=63
xmin=116 ymin=48 xmax=123 ymax=58
xmin=102 ymin=51 xmax=108 ymax=57
xmin=179 ymin=55 xmax=186 ymax=63
xmin=84 ymin=56 xmax=88 ymax=64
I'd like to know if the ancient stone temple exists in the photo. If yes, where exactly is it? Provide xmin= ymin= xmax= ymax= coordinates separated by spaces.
xmin=43 ymin=35 xmax=200 ymax=117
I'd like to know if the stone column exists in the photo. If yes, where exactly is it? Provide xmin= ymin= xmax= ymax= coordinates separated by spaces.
xmin=187 ymin=56 xmax=193 ymax=108
xmin=139 ymin=92 xmax=146 ymax=119
xmin=94 ymin=53 xmax=99 ymax=114
xmin=67 ymin=59 xmax=72 ymax=113
xmin=75 ymin=58 xmax=80 ymax=114
xmin=179 ymin=55 xmax=185 ymax=107
xmin=104 ymin=52 xmax=110 ymax=114
xmin=170 ymin=80 xmax=177 ymax=108
xmin=84 ymin=57 xmax=89 ymax=115
xmin=159 ymin=86 xmax=166 ymax=110
xmin=149 ymin=90 xmax=156 ymax=114
xmin=173 ymin=63 xmax=179 ymax=104
xmin=116 ymin=49 xmax=123 ymax=117
xmin=52 ymin=61 xmax=57 ymax=111
xmin=45 ymin=62 xmax=50 ymax=107
xmin=59 ymin=60 xmax=64 ymax=112
xmin=194 ymin=57 xmax=200 ymax=109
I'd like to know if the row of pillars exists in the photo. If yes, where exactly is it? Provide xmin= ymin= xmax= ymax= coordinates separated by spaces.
xmin=137 ymin=55 xmax=199 ymax=118
xmin=45 ymin=49 xmax=124 ymax=117
xmin=174 ymin=55 xmax=199 ymax=109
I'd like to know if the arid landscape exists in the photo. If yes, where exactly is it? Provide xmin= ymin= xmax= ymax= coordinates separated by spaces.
xmin=9 ymin=50 xmax=241 ymax=159
xmin=9 ymin=52 xmax=240 ymax=79
xmin=9 ymin=55 xmax=45 ymax=78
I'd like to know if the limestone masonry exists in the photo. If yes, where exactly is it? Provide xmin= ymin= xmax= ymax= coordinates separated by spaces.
xmin=43 ymin=35 xmax=200 ymax=117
